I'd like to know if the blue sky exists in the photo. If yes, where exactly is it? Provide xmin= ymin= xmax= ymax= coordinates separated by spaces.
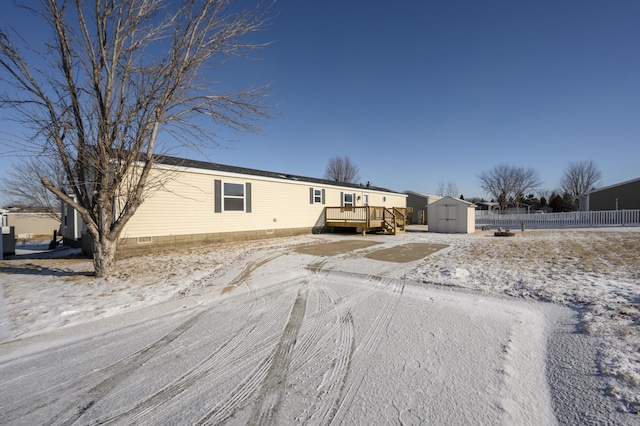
xmin=1 ymin=0 xmax=639 ymax=199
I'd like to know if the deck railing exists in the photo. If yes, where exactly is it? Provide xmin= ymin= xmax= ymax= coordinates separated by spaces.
xmin=324 ymin=206 xmax=407 ymax=234
xmin=324 ymin=206 xmax=371 ymax=223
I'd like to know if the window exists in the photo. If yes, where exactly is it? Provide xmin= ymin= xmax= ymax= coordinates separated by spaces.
xmin=343 ymin=192 xmax=354 ymax=207
xmin=224 ymin=182 xmax=245 ymax=211
xmin=310 ymin=188 xmax=325 ymax=204
xmin=215 ymin=180 xmax=252 ymax=213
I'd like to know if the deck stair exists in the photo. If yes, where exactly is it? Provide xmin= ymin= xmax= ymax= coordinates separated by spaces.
xmin=383 ymin=207 xmax=406 ymax=235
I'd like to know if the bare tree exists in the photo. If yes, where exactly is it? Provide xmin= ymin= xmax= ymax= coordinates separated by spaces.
xmin=559 ymin=160 xmax=602 ymax=209
xmin=324 ymin=155 xmax=361 ymax=183
xmin=435 ymin=181 xmax=459 ymax=198
xmin=0 ymin=0 xmax=272 ymax=277
xmin=0 ymin=155 xmax=64 ymax=217
xmin=477 ymin=164 xmax=542 ymax=210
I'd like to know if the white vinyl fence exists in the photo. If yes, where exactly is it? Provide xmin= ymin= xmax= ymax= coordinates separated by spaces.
xmin=475 ymin=209 xmax=640 ymax=229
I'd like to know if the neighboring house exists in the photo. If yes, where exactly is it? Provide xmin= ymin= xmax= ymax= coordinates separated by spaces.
xmin=579 ymin=177 xmax=640 ymax=211
xmin=504 ymin=203 xmax=533 ymax=215
xmin=476 ymin=202 xmax=537 ymax=214
xmin=427 ymin=196 xmax=477 ymax=234
xmin=5 ymin=212 xmax=60 ymax=238
xmin=404 ymin=191 xmax=441 ymax=225
xmin=475 ymin=201 xmax=500 ymax=212
xmin=61 ymin=155 xmax=407 ymax=257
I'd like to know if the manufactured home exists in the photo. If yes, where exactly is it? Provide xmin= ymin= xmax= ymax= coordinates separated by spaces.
xmin=62 ymin=155 xmax=407 ymax=257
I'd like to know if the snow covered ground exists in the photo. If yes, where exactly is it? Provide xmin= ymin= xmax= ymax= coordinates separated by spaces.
xmin=0 ymin=228 xmax=638 ymax=424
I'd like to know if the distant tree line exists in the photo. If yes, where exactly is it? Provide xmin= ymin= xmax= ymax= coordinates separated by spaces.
xmin=475 ymin=160 xmax=602 ymax=212
xmin=435 ymin=181 xmax=459 ymax=198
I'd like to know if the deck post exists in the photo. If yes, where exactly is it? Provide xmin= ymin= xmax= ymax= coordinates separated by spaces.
xmin=365 ymin=206 xmax=370 ymax=235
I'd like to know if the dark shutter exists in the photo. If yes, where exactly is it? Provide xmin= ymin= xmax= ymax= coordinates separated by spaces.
xmin=310 ymin=188 xmax=314 ymax=204
xmin=340 ymin=192 xmax=344 ymax=206
xmin=214 ymin=180 xmax=222 ymax=213
xmin=321 ymin=189 xmax=325 ymax=204
xmin=245 ymin=183 xmax=252 ymax=213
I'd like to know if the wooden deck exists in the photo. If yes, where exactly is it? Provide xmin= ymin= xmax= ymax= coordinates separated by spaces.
xmin=324 ymin=206 xmax=409 ymax=235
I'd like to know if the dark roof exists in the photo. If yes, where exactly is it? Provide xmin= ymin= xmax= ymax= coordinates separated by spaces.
xmin=154 ymin=154 xmax=402 ymax=194
xmin=585 ymin=176 xmax=640 ymax=195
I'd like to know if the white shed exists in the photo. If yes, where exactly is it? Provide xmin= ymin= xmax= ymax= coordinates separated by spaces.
xmin=427 ymin=197 xmax=476 ymax=233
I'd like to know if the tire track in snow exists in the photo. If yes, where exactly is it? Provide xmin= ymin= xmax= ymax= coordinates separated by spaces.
xmin=108 ymin=272 xmax=397 ymax=424
xmin=97 ymin=286 xmax=296 ymax=424
xmin=220 ymin=253 xmax=283 ymax=295
xmin=0 ymin=311 xmax=177 ymax=397
xmin=289 ymin=267 xmax=342 ymax=366
xmin=294 ymin=310 xmax=355 ymax=425
xmin=183 ymin=270 xmax=335 ymax=425
xmin=5 ymin=261 xmax=401 ymax=425
xmin=285 ymin=273 xmax=356 ymax=424
xmin=327 ymin=279 xmax=404 ymax=425
xmin=192 ymin=353 xmax=274 ymax=425
xmin=1 ymin=251 xmax=286 ymax=423
xmin=246 ymin=281 xmax=309 ymax=425
xmin=282 ymin=272 xmax=399 ymax=425
xmin=6 ymin=279 xmax=292 ymax=425
xmin=292 ymin=284 xmax=341 ymax=364
xmin=196 ymin=281 xmax=310 ymax=425
xmin=0 ymin=309 xmax=197 ymax=424
xmin=47 ymin=309 xmax=207 ymax=426
xmin=288 ymin=272 xmax=393 ymax=374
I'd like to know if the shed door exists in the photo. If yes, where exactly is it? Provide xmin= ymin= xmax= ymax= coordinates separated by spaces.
xmin=447 ymin=205 xmax=458 ymax=232
xmin=438 ymin=204 xmax=458 ymax=232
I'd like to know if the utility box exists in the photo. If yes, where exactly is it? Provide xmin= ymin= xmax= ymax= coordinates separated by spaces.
xmin=2 ymin=226 xmax=16 ymax=257
xmin=428 ymin=197 xmax=476 ymax=233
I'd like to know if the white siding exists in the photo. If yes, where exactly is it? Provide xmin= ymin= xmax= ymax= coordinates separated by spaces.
xmin=428 ymin=197 xmax=475 ymax=234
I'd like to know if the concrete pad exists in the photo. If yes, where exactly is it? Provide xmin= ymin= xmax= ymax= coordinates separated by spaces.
xmin=365 ymin=243 xmax=449 ymax=263
xmin=294 ymin=240 xmax=448 ymax=264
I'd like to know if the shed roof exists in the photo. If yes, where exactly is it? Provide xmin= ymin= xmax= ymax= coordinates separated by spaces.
xmin=431 ymin=196 xmax=477 ymax=207
xmin=154 ymin=154 xmax=402 ymax=194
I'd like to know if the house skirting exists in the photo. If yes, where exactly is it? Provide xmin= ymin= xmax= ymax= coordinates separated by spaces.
xmin=112 ymin=226 xmax=326 ymax=259
xmin=63 ymin=236 xmax=83 ymax=249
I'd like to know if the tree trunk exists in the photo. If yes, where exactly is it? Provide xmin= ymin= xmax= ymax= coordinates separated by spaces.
xmin=91 ymin=235 xmax=118 ymax=278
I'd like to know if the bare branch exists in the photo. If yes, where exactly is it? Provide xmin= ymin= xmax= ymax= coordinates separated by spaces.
xmin=560 ymin=160 xmax=602 ymax=209
xmin=0 ymin=0 xmax=274 ymax=276
xmin=478 ymin=164 xmax=542 ymax=209
xmin=436 ymin=182 xmax=459 ymax=198
xmin=0 ymin=156 xmax=62 ymax=218
xmin=324 ymin=155 xmax=361 ymax=183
